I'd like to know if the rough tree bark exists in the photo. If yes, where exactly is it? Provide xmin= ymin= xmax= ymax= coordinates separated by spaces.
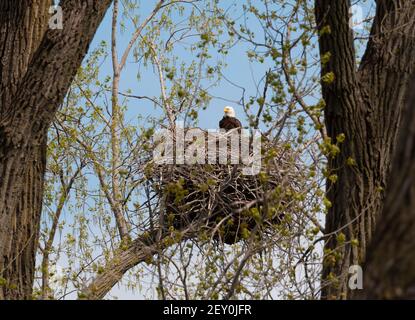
xmin=353 ymin=77 xmax=415 ymax=299
xmin=0 ymin=0 xmax=52 ymax=300
xmin=0 ymin=0 xmax=113 ymax=300
xmin=315 ymin=0 xmax=415 ymax=299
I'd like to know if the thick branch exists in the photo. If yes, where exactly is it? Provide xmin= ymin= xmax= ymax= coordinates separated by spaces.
xmin=315 ymin=0 xmax=357 ymax=97
xmin=81 ymin=225 xmax=198 ymax=300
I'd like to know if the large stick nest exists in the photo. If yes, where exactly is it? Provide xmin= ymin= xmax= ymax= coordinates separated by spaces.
xmin=146 ymin=129 xmax=301 ymax=245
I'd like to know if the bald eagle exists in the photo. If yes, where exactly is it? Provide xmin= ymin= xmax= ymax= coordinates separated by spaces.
xmin=219 ymin=106 xmax=242 ymax=131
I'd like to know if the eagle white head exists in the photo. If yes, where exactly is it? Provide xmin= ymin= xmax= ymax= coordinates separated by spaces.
xmin=224 ymin=106 xmax=236 ymax=118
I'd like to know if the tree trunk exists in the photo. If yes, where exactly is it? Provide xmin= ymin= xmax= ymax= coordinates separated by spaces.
xmin=0 ymin=139 xmax=48 ymax=299
xmin=0 ymin=136 xmax=48 ymax=300
xmin=315 ymin=0 xmax=415 ymax=299
xmin=353 ymin=77 xmax=415 ymax=299
xmin=0 ymin=0 xmax=51 ymax=300
xmin=0 ymin=0 xmax=113 ymax=299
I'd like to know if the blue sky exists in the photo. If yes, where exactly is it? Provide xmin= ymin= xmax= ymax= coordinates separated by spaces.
xmin=86 ymin=0 xmax=271 ymax=131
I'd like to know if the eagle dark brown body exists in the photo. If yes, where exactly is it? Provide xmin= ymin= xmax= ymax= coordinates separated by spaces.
xmin=219 ymin=116 xmax=242 ymax=131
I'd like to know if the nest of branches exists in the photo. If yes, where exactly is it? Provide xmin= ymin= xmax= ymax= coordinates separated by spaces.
xmin=147 ymin=129 xmax=301 ymax=245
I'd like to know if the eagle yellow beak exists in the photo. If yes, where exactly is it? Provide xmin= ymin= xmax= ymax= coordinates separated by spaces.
xmin=224 ymin=107 xmax=230 ymax=113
